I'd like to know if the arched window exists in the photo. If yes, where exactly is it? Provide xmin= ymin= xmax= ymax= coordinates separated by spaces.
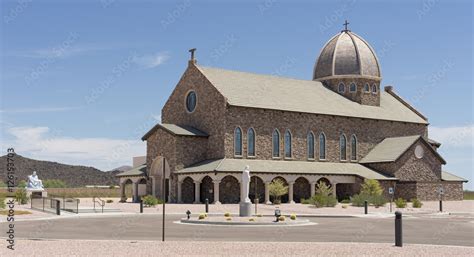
xmin=340 ymin=134 xmax=347 ymax=161
xmin=307 ymin=132 xmax=315 ymax=159
xmin=319 ymin=133 xmax=326 ymax=160
xmin=364 ymin=83 xmax=370 ymax=93
xmin=284 ymin=130 xmax=292 ymax=158
xmin=349 ymin=82 xmax=357 ymax=92
xmin=247 ymin=128 xmax=255 ymax=157
xmin=351 ymin=135 xmax=357 ymax=161
xmin=338 ymin=83 xmax=345 ymax=93
xmin=234 ymin=127 xmax=242 ymax=156
xmin=272 ymin=129 xmax=280 ymax=158
xmin=372 ymin=84 xmax=377 ymax=94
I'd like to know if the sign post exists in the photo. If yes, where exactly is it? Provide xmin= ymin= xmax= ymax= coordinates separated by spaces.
xmin=388 ymin=187 xmax=394 ymax=213
xmin=438 ymin=187 xmax=444 ymax=212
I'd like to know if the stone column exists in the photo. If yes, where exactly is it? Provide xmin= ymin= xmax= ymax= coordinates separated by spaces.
xmin=332 ymin=183 xmax=337 ymax=198
xmin=265 ymin=181 xmax=271 ymax=204
xmin=132 ymin=181 xmax=139 ymax=203
xmin=288 ymin=181 xmax=295 ymax=204
xmin=310 ymin=182 xmax=316 ymax=197
xmin=177 ymin=181 xmax=183 ymax=203
xmin=194 ymin=180 xmax=201 ymax=204
xmin=120 ymin=182 xmax=127 ymax=202
xmin=213 ymin=180 xmax=221 ymax=204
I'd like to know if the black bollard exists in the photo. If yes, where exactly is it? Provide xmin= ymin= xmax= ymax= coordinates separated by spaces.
xmin=395 ymin=211 xmax=402 ymax=247
xmin=56 ymin=200 xmax=61 ymax=215
xmin=140 ymin=200 xmax=143 ymax=213
xmin=205 ymin=198 xmax=209 ymax=213
xmin=364 ymin=200 xmax=368 ymax=214
xmin=439 ymin=200 xmax=443 ymax=212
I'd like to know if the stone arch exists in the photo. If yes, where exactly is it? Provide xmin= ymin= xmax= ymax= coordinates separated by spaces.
xmin=315 ymin=177 xmax=332 ymax=194
xmin=271 ymin=176 xmax=289 ymax=203
xmin=249 ymin=176 xmax=265 ymax=203
xmin=219 ymin=175 xmax=240 ymax=204
xmin=200 ymin=176 xmax=214 ymax=203
xmin=149 ymin=156 xmax=171 ymax=199
xmin=294 ymin=177 xmax=310 ymax=203
xmin=120 ymin=178 xmax=134 ymax=202
xmin=181 ymin=177 xmax=195 ymax=203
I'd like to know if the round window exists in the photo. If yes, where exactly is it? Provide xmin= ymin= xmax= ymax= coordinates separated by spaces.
xmin=186 ymin=91 xmax=197 ymax=113
xmin=414 ymin=145 xmax=424 ymax=159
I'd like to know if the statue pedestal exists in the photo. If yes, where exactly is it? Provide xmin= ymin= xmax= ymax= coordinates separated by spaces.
xmin=239 ymin=202 xmax=252 ymax=217
xmin=26 ymin=189 xmax=47 ymax=199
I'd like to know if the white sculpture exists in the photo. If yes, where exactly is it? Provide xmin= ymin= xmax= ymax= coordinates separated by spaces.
xmin=241 ymin=165 xmax=251 ymax=203
xmin=26 ymin=171 xmax=44 ymax=190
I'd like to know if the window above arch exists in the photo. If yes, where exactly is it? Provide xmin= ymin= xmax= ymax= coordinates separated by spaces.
xmin=319 ymin=132 xmax=326 ymax=160
xmin=284 ymin=130 xmax=292 ymax=158
xmin=351 ymin=134 xmax=357 ymax=161
xmin=307 ymin=132 xmax=315 ymax=160
xmin=340 ymin=134 xmax=347 ymax=161
xmin=338 ymin=82 xmax=345 ymax=93
xmin=272 ymin=129 xmax=280 ymax=158
xmin=349 ymin=82 xmax=357 ymax=92
xmin=247 ymin=128 xmax=256 ymax=157
xmin=234 ymin=127 xmax=242 ymax=156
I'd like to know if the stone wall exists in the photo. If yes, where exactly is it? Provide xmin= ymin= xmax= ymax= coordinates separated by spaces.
xmin=161 ymin=63 xmax=227 ymax=160
xmin=416 ymin=182 xmax=463 ymax=201
xmin=224 ymin=106 xmax=427 ymax=162
xmin=321 ymin=77 xmax=380 ymax=106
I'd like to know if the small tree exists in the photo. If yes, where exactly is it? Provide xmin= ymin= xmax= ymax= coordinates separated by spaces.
xmin=269 ymin=179 xmax=288 ymax=204
xmin=311 ymin=181 xmax=337 ymax=207
xmin=15 ymin=188 xmax=29 ymax=205
xmin=360 ymin=179 xmax=383 ymax=197
xmin=17 ymin=180 xmax=27 ymax=188
xmin=43 ymin=179 xmax=67 ymax=188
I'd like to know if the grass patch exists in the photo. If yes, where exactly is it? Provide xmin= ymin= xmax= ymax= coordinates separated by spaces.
xmin=0 ymin=210 xmax=32 ymax=215
xmin=463 ymin=191 xmax=474 ymax=200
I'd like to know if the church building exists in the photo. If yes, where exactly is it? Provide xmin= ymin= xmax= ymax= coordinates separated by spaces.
xmin=117 ymin=25 xmax=467 ymax=204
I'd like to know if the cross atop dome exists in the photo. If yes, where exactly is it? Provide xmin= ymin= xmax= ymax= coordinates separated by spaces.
xmin=342 ymin=20 xmax=350 ymax=32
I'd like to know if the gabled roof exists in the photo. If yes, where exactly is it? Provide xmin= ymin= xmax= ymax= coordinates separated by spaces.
xmin=441 ymin=171 xmax=468 ymax=182
xmin=195 ymin=65 xmax=428 ymax=124
xmin=116 ymin=164 xmax=146 ymax=177
xmin=142 ymin=123 xmax=208 ymax=141
xmin=176 ymin=158 xmax=397 ymax=180
xmin=360 ymin=135 xmax=446 ymax=164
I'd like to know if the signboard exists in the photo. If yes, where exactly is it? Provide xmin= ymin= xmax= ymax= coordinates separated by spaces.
xmin=438 ymin=187 xmax=444 ymax=195
xmin=388 ymin=187 xmax=394 ymax=195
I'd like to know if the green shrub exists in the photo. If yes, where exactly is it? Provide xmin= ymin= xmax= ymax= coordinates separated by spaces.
xmin=269 ymin=179 xmax=288 ymax=204
xmin=249 ymin=218 xmax=255 ymax=222
xmin=340 ymin=199 xmax=351 ymax=204
xmin=142 ymin=195 xmax=161 ymax=207
xmin=395 ymin=198 xmax=407 ymax=208
xmin=17 ymin=180 xmax=27 ymax=188
xmin=411 ymin=198 xmax=423 ymax=208
xmin=224 ymin=212 xmax=231 ymax=217
xmin=371 ymin=194 xmax=387 ymax=207
xmin=0 ymin=181 xmax=6 ymax=188
xmin=350 ymin=193 xmax=369 ymax=207
xmin=43 ymin=179 xmax=67 ymax=188
xmin=290 ymin=214 xmax=296 ymax=220
xmin=106 ymin=199 xmax=113 ymax=203
xmin=15 ymin=188 xmax=29 ymax=205
xmin=0 ymin=196 xmax=5 ymax=209
xmin=311 ymin=194 xmax=337 ymax=208
xmin=360 ymin=179 xmax=383 ymax=197
xmin=300 ymin=198 xmax=311 ymax=204
xmin=278 ymin=216 xmax=286 ymax=221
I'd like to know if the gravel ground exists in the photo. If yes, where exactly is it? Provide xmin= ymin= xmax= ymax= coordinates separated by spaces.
xmin=1 ymin=240 xmax=473 ymax=256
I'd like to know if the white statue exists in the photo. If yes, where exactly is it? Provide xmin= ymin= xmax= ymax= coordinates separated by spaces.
xmin=27 ymin=171 xmax=44 ymax=190
xmin=241 ymin=165 xmax=251 ymax=203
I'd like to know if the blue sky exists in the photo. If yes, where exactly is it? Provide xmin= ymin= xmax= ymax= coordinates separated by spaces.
xmin=1 ymin=0 xmax=473 ymax=188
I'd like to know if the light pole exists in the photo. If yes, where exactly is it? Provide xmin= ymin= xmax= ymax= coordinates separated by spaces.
xmin=254 ymin=176 xmax=258 ymax=214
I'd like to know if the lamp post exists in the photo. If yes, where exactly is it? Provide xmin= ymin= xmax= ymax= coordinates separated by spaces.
xmin=186 ymin=210 xmax=191 ymax=220
xmin=254 ymin=176 xmax=258 ymax=214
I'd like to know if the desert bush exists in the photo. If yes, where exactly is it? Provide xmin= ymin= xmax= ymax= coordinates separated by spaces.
xmin=290 ymin=214 xmax=296 ymax=220
xmin=198 ymin=213 xmax=206 ymax=220
xmin=224 ymin=212 xmax=231 ymax=217
xmin=395 ymin=198 xmax=407 ymax=208
xmin=411 ymin=198 xmax=423 ymax=208
xmin=15 ymin=188 xmax=29 ymax=205
xmin=0 ymin=196 xmax=5 ymax=209
xmin=0 ymin=181 xmax=6 ymax=188
xmin=43 ymin=179 xmax=67 ymax=188
xmin=249 ymin=218 xmax=255 ymax=222
xmin=17 ymin=180 xmax=27 ymax=188
xmin=106 ymin=199 xmax=113 ymax=203
xmin=226 ymin=217 xmax=232 ymax=221
xmin=269 ymin=179 xmax=288 ymax=204
xmin=350 ymin=193 xmax=369 ymax=207
xmin=371 ymin=194 xmax=387 ymax=207
xmin=256 ymin=214 xmax=263 ymax=217
xmin=360 ymin=179 xmax=383 ymax=197
xmin=142 ymin=195 xmax=162 ymax=207
xmin=300 ymin=198 xmax=311 ymax=204
xmin=278 ymin=216 xmax=286 ymax=221
xmin=311 ymin=181 xmax=337 ymax=208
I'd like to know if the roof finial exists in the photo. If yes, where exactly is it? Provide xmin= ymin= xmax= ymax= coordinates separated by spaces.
xmin=343 ymin=20 xmax=350 ymax=32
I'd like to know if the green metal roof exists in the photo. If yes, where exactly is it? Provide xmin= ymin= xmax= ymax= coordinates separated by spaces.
xmin=176 ymin=158 xmax=397 ymax=180
xmin=115 ymin=164 xmax=146 ymax=177
xmin=441 ymin=171 xmax=468 ymax=182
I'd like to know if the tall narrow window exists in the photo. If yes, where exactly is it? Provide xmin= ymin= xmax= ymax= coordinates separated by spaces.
xmin=340 ymin=134 xmax=347 ymax=161
xmin=338 ymin=83 xmax=345 ymax=93
xmin=307 ymin=132 xmax=315 ymax=159
xmin=247 ymin=128 xmax=255 ymax=157
xmin=284 ymin=130 xmax=292 ymax=158
xmin=351 ymin=135 xmax=357 ymax=161
xmin=272 ymin=129 xmax=280 ymax=158
xmin=319 ymin=133 xmax=326 ymax=160
xmin=372 ymin=84 xmax=377 ymax=94
xmin=234 ymin=127 xmax=242 ymax=156
xmin=364 ymin=83 xmax=370 ymax=93
xmin=349 ymin=83 xmax=357 ymax=92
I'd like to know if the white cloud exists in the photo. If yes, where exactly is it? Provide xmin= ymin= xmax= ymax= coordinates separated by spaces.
xmin=1 ymin=126 xmax=145 ymax=171
xmin=132 ymin=52 xmax=169 ymax=69
xmin=0 ymin=106 xmax=82 ymax=114
xmin=429 ymin=124 xmax=474 ymax=148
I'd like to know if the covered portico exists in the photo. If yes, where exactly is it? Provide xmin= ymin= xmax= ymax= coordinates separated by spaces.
xmin=175 ymin=158 xmax=396 ymax=204
xmin=116 ymin=164 xmax=148 ymax=203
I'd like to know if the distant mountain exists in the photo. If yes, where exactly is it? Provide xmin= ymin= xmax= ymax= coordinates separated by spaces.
xmin=112 ymin=165 xmax=133 ymax=172
xmin=0 ymin=154 xmax=119 ymax=187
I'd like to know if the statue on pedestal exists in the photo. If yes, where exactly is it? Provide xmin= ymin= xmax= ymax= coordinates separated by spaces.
xmin=239 ymin=165 xmax=252 ymax=217
xmin=26 ymin=171 xmax=44 ymax=190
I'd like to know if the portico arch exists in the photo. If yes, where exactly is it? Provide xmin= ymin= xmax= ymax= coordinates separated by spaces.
xmin=120 ymin=178 xmax=133 ymax=202
xmin=219 ymin=175 xmax=240 ymax=204
xmin=271 ymin=176 xmax=289 ymax=203
xmin=181 ymin=177 xmax=195 ymax=203
xmin=149 ymin=156 xmax=170 ymax=201
xmin=249 ymin=176 xmax=265 ymax=203
xmin=200 ymin=176 xmax=214 ymax=203
xmin=294 ymin=177 xmax=310 ymax=203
